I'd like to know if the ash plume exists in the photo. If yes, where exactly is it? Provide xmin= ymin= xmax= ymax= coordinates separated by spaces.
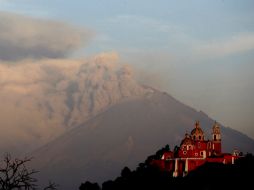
xmin=0 ymin=52 xmax=150 ymax=154
xmin=0 ymin=11 xmax=92 ymax=61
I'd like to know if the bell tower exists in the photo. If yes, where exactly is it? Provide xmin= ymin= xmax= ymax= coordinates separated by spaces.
xmin=212 ymin=121 xmax=221 ymax=141
xmin=212 ymin=121 xmax=221 ymax=154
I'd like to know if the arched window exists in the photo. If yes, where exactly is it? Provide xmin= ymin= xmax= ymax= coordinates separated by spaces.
xmin=199 ymin=136 xmax=201 ymax=140
xmin=193 ymin=136 xmax=196 ymax=140
xmin=214 ymin=135 xmax=216 ymax=140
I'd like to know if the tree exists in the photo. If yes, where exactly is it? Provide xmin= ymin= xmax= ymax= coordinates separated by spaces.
xmin=102 ymin=180 xmax=114 ymax=190
xmin=0 ymin=154 xmax=58 ymax=190
xmin=0 ymin=154 xmax=37 ymax=190
xmin=79 ymin=181 xmax=100 ymax=190
xmin=43 ymin=181 xmax=58 ymax=190
xmin=173 ymin=145 xmax=179 ymax=157
xmin=121 ymin=167 xmax=131 ymax=178
xmin=165 ymin=144 xmax=170 ymax=151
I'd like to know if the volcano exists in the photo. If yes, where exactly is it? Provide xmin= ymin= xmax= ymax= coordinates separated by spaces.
xmin=30 ymin=89 xmax=254 ymax=190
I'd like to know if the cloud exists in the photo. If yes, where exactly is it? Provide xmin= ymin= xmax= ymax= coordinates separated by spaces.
xmin=194 ymin=33 xmax=254 ymax=58
xmin=0 ymin=12 xmax=151 ymax=153
xmin=0 ymin=11 xmax=93 ymax=61
xmin=0 ymin=52 xmax=150 ymax=153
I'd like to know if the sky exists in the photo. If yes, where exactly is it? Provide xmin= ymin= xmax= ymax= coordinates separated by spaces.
xmin=0 ymin=0 xmax=254 ymax=138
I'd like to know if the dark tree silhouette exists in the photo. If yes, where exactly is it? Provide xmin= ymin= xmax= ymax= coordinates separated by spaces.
xmin=43 ymin=181 xmax=58 ymax=190
xmin=121 ymin=167 xmax=131 ymax=178
xmin=165 ymin=144 xmax=170 ymax=151
xmin=102 ymin=180 xmax=114 ymax=190
xmin=79 ymin=181 xmax=100 ymax=190
xmin=0 ymin=154 xmax=37 ymax=190
xmin=0 ymin=154 xmax=58 ymax=190
xmin=173 ymin=145 xmax=179 ymax=157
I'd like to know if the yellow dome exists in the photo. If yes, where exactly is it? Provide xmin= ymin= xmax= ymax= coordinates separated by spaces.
xmin=191 ymin=121 xmax=204 ymax=141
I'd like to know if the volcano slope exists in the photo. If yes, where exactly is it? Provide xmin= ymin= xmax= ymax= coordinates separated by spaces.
xmin=30 ymin=89 xmax=254 ymax=190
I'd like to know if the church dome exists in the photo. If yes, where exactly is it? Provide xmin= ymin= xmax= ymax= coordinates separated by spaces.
xmin=180 ymin=133 xmax=194 ymax=146
xmin=191 ymin=121 xmax=204 ymax=141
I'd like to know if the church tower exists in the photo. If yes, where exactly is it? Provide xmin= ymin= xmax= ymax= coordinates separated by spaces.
xmin=212 ymin=121 xmax=221 ymax=141
xmin=211 ymin=121 xmax=221 ymax=154
xmin=191 ymin=121 xmax=204 ymax=141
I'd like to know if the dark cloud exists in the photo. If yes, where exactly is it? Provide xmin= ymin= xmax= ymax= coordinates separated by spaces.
xmin=0 ymin=12 xmax=93 ymax=61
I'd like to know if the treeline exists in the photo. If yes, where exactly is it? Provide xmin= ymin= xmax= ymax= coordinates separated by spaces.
xmin=79 ymin=146 xmax=254 ymax=190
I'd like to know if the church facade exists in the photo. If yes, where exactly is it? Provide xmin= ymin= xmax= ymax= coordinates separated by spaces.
xmin=151 ymin=121 xmax=240 ymax=177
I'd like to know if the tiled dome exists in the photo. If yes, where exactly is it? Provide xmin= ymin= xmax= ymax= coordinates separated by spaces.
xmin=191 ymin=121 xmax=204 ymax=140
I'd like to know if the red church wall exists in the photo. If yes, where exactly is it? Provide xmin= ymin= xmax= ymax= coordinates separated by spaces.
xmin=162 ymin=152 xmax=174 ymax=159
xmin=194 ymin=141 xmax=207 ymax=150
xmin=165 ymin=160 xmax=174 ymax=171
xmin=150 ymin=160 xmax=165 ymax=171
xmin=213 ymin=142 xmax=222 ymax=154
xmin=150 ymin=121 xmax=239 ymax=177
xmin=188 ymin=159 xmax=206 ymax=172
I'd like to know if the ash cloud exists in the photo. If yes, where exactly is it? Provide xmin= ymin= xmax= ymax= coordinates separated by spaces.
xmin=0 ymin=12 xmax=92 ymax=61
xmin=0 ymin=12 xmax=151 ymax=155
xmin=0 ymin=52 xmax=150 ymax=154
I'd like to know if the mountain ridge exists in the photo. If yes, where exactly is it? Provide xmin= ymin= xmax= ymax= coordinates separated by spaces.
xmin=29 ymin=89 xmax=254 ymax=190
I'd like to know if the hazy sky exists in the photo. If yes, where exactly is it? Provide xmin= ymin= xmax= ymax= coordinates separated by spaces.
xmin=0 ymin=0 xmax=254 ymax=138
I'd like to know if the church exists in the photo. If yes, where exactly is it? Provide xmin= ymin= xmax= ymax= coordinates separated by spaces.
xmin=151 ymin=121 xmax=241 ymax=177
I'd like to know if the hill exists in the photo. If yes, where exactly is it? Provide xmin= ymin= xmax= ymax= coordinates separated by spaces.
xmin=78 ymin=153 xmax=254 ymax=190
xmin=30 ymin=90 xmax=254 ymax=190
